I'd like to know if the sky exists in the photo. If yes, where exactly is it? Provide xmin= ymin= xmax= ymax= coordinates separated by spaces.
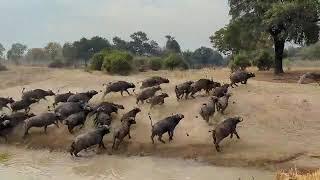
xmin=0 ymin=0 xmax=230 ymax=51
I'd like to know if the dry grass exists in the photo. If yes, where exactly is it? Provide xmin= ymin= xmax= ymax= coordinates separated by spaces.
xmin=276 ymin=169 xmax=320 ymax=180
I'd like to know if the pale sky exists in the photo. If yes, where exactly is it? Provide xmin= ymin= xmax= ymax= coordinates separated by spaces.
xmin=0 ymin=0 xmax=229 ymax=50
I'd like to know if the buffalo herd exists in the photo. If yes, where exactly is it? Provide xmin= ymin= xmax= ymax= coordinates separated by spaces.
xmin=0 ymin=70 xmax=256 ymax=156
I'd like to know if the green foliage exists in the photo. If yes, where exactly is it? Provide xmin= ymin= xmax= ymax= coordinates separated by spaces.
xmin=230 ymin=52 xmax=251 ymax=71
xmin=210 ymin=20 xmax=272 ymax=55
xmin=132 ymin=57 xmax=150 ymax=72
xmin=102 ymin=51 xmax=133 ymax=75
xmin=45 ymin=42 xmax=62 ymax=60
xmin=113 ymin=36 xmax=128 ymax=51
xmin=90 ymin=53 xmax=105 ymax=70
xmin=62 ymin=43 xmax=77 ymax=61
xmin=26 ymin=48 xmax=48 ymax=62
xmin=0 ymin=152 xmax=10 ymax=163
xmin=165 ymin=35 xmax=181 ymax=53
xmin=0 ymin=43 xmax=5 ymax=59
xmin=191 ymin=47 xmax=225 ymax=66
xmin=297 ymin=42 xmax=320 ymax=60
xmin=163 ymin=53 xmax=188 ymax=70
xmin=215 ymin=0 xmax=320 ymax=74
xmin=149 ymin=57 xmax=163 ymax=71
xmin=7 ymin=43 xmax=27 ymax=64
xmin=73 ymin=36 xmax=111 ymax=64
xmin=253 ymin=50 xmax=274 ymax=71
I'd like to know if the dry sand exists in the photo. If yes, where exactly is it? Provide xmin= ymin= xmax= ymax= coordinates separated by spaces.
xmin=0 ymin=66 xmax=320 ymax=171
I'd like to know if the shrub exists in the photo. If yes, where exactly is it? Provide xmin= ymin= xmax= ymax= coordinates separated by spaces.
xmin=230 ymin=52 xmax=251 ymax=71
xmin=133 ymin=57 xmax=150 ymax=72
xmin=102 ymin=51 xmax=133 ymax=75
xmin=0 ymin=63 xmax=7 ymax=71
xmin=48 ymin=60 xmax=65 ymax=68
xmin=90 ymin=53 xmax=105 ymax=70
xmin=253 ymin=50 xmax=274 ymax=71
xmin=163 ymin=53 xmax=188 ymax=70
xmin=149 ymin=57 xmax=163 ymax=71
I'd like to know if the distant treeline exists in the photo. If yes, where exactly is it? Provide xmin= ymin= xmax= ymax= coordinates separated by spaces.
xmin=0 ymin=31 xmax=226 ymax=71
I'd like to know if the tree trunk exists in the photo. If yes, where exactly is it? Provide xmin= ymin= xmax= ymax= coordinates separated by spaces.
xmin=273 ymin=37 xmax=285 ymax=74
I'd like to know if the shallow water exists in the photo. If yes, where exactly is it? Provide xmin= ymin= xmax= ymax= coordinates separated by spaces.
xmin=0 ymin=146 xmax=274 ymax=180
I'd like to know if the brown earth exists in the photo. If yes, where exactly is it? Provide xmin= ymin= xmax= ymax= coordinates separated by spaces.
xmin=1 ymin=66 xmax=320 ymax=172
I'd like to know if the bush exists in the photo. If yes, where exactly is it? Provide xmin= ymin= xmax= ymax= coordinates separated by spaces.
xmin=132 ymin=57 xmax=150 ymax=72
xmin=149 ymin=57 xmax=163 ymax=71
xmin=297 ymin=41 xmax=320 ymax=60
xmin=0 ymin=63 xmax=7 ymax=71
xmin=253 ymin=50 xmax=274 ymax=71
xmin=48 ymin=60 xmax=65 ymax=68
xmin=90 ymin=53 xmax=105 ymax=70
xmin=102 ymin=51 xmax=133 ymax=75
xmin=163 ymin=53 xmax=188 ymax=70
xmin=230 ymin=52 xmax=251 ymax=71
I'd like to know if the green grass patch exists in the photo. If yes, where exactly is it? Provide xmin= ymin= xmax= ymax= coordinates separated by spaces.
xmin=0 ymin=152 xmax=11 ymax=163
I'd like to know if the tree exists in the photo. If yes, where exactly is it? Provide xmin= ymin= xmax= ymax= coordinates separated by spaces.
xmin=129 ymin=31 xmax=149 ymax=55
xmin=62 ymin=43 xmax=77 ymax=61
xmin=0 ymin=43 xmax=5 ymax=59
xmin=73 ymin=36 xmax=110 ymax=66
xmin=192 ymin=47 xmax=224 ymax=66
xmin=165 ymin=35 xmax=181 ymax=53
xmin=44 ymin=42 xmax=62 ymax=60
xmin=163 ymin=53 xmax=188 ymax=70
xmin=113 ymin=36 xmax=128 ymax=51
xmin=210 ymin=21 xmax=272 ymax=56
xmin=89 ymin=36 xmax=111 ymax=53
xmin=25 ymin=48 xmax=47 ymax=62
xmin=144 ymin=40 xmax=161 ymax=56
xmin=221 ymin=0 xmax=320 ymax=74
xmin=7 ymin=43 xmax=27 ymax=64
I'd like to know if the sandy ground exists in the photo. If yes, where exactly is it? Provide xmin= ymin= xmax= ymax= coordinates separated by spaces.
xmin=0 ymin=66 xmax=320 ymax=171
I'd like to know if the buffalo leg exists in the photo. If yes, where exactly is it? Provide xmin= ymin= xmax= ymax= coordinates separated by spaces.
xmin=120 ymin=91 xmax=124 ymax=96
xmin=169 ymin=131 xmax=174 ymax=141
xmin=230 ymin=133 xmax=233 ymax=139
xmin=151 ymin=134 xmax=155 ymax=144
xmin=158 ymin=135 xmax=165 ymax=144
xmin=68 ymin=126 xmax=73 ymax=134
xmin=112 ymin=137 xmax=117 ymax=149
xmin=215 ymin=144 xmax=221 ymax=152
xmin=23 ymin=127 xmax=30 ymax=138
xmin=44 ymin=126 xmax=48 ymax=134
xmin=234 ymin=131 xmax=240 ymax=139
xmin=125 ymin=90 xmax=131 ymax=96
xmin=128 ymin=129 xmax=131 ymax=139
xmin=116 ymin=138 xmax=123 ymax=149
xmin=99 ymin=141 xmax=106 ymax=149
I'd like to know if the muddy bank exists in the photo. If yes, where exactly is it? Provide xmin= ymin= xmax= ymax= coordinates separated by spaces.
xmin=1 ymin=67 xmax=320 ymax=172
xmin=0 ymin=146 xmax=274 ymax=180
